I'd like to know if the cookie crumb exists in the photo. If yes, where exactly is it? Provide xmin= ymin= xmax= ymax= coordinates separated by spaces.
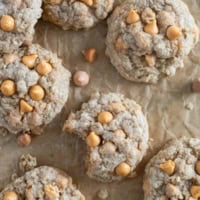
xmin=19 ymin=154 xmax=37 ymax=173
xmin=97 ymin=189 xmax=109 ymax=199
xmin=10 ymin=172 xmax=18 ymax=181
xmin=184 ymin=102 xmax=194 ymax=110
xmin=0 ymin=128 xmax=9 ymax=137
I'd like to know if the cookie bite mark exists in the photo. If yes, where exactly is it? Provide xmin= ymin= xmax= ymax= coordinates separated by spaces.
xmin=0 ymin=15 xmax=15 ymax=32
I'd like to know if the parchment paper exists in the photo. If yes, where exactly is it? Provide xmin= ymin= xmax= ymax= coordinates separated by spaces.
xmin=0 ymin=0 xmax=200 ymax=199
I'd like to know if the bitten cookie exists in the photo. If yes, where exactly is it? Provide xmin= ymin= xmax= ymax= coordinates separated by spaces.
xmin=106 ymin=0 xmax=199 ymax=83
xmin=0 ymin=166 xmax=85 ymax=200
xmin=0 ymin=0 xmax=42 ymax=53
xmin=64 ymin=92 xmax=149 ymax=182
xmin=42 ymin=0 xmax=114 ymax=30
xmin=143 ymin=137 xmax=200 ymax=200
xmin=0 ymin=44 xmax=71 ymax=134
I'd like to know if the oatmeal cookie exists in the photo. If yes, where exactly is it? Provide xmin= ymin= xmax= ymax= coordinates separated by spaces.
xmin=143 ymin=137 xmax=200 ymax=200
xmin=0 ymin=44 xmax=71 ymax=134
xmin=64 ymin=92 xmax=149 ymax=182
xmin=0 ymin=0 xmax=42 ymax=53
xmin=0 ymin=166 xmax=85 ymax=200
xmin=42 ymin=0 xmax=114 ymax=30
xmin=106 ymin=0 xmax=199 ymax=83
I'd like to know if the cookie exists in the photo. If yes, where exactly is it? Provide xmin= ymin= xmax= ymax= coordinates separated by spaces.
xmin=143 ymin=137 xmax=200 ymax=200
xmin=0 ymin=0 xmax=42 ymax=53
xmin=63 ymin=92 xmax=149 ymax=182
xmin=0 ymin=166 xmax=85 ymax=200
xmin=42 ymin=0 xmax=114 ymax=30
xmin=106 ymin=0 xmax=199 ymax=83
xmin=0 ymin=44 xmax=71 ymax=134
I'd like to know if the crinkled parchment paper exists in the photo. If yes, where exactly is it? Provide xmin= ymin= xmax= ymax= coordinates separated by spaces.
xmin=0 ymin=0 xmax=200 ymax=199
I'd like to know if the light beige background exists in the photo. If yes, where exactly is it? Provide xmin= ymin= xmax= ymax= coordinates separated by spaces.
xmin=0 ymin=0 xmax=200 ymax=199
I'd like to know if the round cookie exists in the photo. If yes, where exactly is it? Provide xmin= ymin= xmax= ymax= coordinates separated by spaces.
xmin=143 ymin=137 xmax=200 ymax=200
xmin=106 ymin=0 xmax=199 ymax=83
xmin=0 ymin=44 xmax=71 ymax=134
xmin=42 ymin=0 xmax=115 ymax=30
xmin=0 ymin=166 xmax=85 ymax=200
xmin=63 ymin=92 xmax=149 ymax=182
xmin=0 ymin=0 xmax=42 ymax=53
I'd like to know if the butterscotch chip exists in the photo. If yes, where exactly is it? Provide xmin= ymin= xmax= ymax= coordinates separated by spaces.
xmin=0 ymin=80 xmax=16 ymax=96
xmin=115 ymin=37 xmax=126 ymax=51
xmin=110 ymin=102 xmax=126 ymax=113
xmin=82 ymin=48 xmax=97 ymax=63
xmin=99 ymin=142 xmax=116 ymax=154
xmin=145 ymin=55 xmax=156 ymax=67
xmin=144 ymin=20 xmax=159 ymax=35
xmin=160 ymin=160 xmax=175 ymax=175
xmin=166 ymin=26 xmax=182 ymax=40
xmin=126 ymin=9 xmax=140 ymax=24
xmin=29 ymin=85 xmax=45 ymax=101
xmin=3 ymin=54 xmax=18 ymax=65
xmin=36 ymin=61 xmax=52 ymax=76
xmin=17 ymin=134 xmax=31 ymax=147
xmin=192 ymin=78 xmax=200 ymax=93
xmin=22 ymin=54 xmax=38 ymax=69
xmin=190 ymin=186 xmax=200 ymax=198
xmin=48 ymin=0 xmax=62 ymax=4
xmin=86 ymin=132 xmax=101 ymax=147
xmin=20 ymin=99 xmax=33 ymax=114
xmin=3 ymin=191 xmax=18 ymax=200
xmin=98 ymin=111 xmax=113 ymax=124
xmin=80 ymin=0 xmax=93 ymax=6
xmin=0 ymin=15 xmax=15 ymax=32
xmin=73 ymin=71 xmax=90 ymax=87
xmin=44 ymin=184 xmax=59 ymax=200
xmin=115 ymin=162 xmax=131 ymax=176
xmin=195 ymin=160 xmax=200 ymax=175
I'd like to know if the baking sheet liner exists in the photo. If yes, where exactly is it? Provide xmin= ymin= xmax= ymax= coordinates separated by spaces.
xmin=0 ymin=0 xmax=200 ymax=199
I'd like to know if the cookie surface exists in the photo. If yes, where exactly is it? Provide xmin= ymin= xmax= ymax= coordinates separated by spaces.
xmin=0 ymin=44 xmax=71 ymax=134
xmin=42 ymin=0 xmax=114 ymax=30
xmin=0 ymin=166 xmax=85 ymax=200
xmin=106 ymin=0 xmax=199 ymax=83
xmin=0 ymin=0 xmax=42 ymax=53
xmin=64 ymin=92 xmax=149 ymax=182
xmin=143 ymin=137 xmax=200 ymax=200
